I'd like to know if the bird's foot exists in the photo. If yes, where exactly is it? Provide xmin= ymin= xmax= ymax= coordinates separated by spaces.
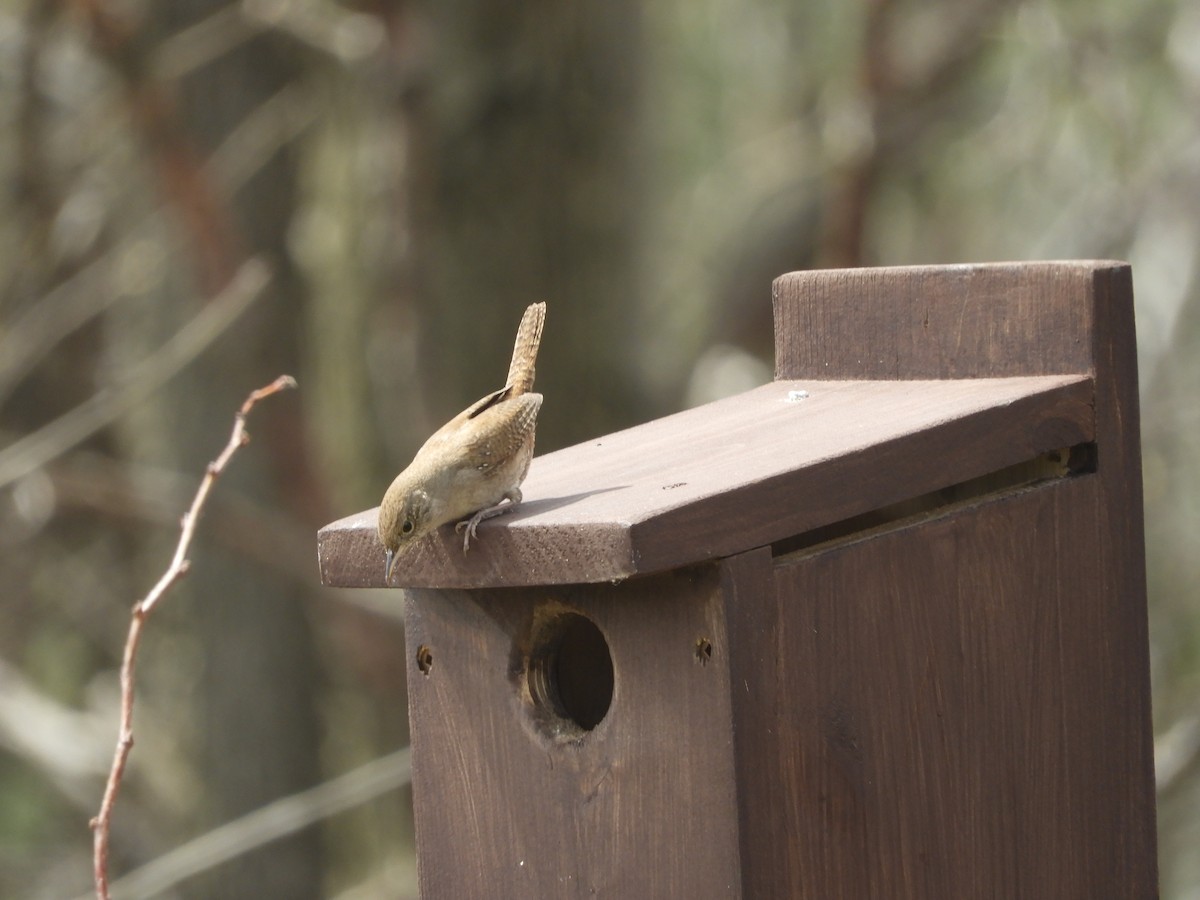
xmin=455 ymin=499 xmax=518 ymax=552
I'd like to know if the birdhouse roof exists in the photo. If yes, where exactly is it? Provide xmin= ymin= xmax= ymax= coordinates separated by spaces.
xmin=318 ymin=372 xmax=1092 ymax=589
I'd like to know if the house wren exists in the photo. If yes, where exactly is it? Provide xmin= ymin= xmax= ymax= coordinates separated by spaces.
xmin=378 ymin=302 xmax=546 ymax=582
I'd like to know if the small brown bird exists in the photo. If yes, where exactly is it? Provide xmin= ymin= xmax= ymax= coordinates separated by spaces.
xmin=378 ymin=302 xmax=546 ymax=582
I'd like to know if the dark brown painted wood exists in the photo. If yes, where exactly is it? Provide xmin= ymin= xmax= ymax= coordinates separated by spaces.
xmin=403 ymin=567 xmax=741 ymax=899
xmin=319 ymin=374 xmax=1093 ymax=588
xmin=717 ymin=261 xmax=1157 ymax=897
xmin=772 ymin=260 xmax=1111 ymax=380
xmin=725 ymin=479 xmax=1157 ymax=898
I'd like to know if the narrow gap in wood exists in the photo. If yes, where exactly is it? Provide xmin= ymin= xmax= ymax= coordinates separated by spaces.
xmin=770 ymin=443 xmax=1097 ymax=561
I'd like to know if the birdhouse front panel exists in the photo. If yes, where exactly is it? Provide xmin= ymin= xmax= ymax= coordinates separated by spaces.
xmin=401 ymin=564 xmax=743 ymax=899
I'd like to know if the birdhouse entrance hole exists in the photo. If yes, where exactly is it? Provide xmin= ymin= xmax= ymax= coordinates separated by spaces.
xmin=526 ymin=611 xmax=613 ymax=738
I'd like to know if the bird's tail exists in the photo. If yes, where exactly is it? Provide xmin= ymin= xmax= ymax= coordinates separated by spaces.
xmin=506 ymin=302 xmax=546 ymax=395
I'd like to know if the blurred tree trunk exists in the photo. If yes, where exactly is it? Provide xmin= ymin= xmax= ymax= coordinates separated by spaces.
xmin=131 ymin=4 xmax=325 ymax=897
xmin=401 ymin=0 xmax=649 ymax=450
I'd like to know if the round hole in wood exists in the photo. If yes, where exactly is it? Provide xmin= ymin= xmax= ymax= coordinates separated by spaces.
xmin=527 ymin=612 xmax=613 ymax=734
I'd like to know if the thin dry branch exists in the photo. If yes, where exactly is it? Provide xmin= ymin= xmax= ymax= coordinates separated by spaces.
xmin=89 ymin=374 xmax=297 ymax=900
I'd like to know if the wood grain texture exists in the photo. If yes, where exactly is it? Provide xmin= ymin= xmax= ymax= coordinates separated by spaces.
xmin=319 ymin=375 xmax=1093 ymax=588
xmin=403 ymin=567 xmax=741 ymax=899
xmin=724 ymin=477 xmax=1157 ymax=897
xmin=772 ymin=261 xmax=1118 ymax=380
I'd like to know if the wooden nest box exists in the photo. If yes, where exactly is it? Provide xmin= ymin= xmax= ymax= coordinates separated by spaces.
xmin=319 ymin=262 xmax=1157 ymax=898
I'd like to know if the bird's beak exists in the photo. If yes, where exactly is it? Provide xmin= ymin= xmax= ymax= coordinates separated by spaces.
xmin=384 ymin=548 xmax=397 ymax=584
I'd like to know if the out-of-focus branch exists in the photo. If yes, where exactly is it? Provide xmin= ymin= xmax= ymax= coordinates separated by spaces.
xmin=46 ymin=448 xmax=408 ymax=621
xmin=15 ymin=2 xmax=60 ymax=260
xmin=1156 ymin=715 xmax=1200 ymax=800
xmin=81 ymin=747 xmax=412 ymax=900
xmin=90 ymin=374 xmax=297 ymax=900
xmin=817 ymin=0 xmax=1019 ymax=266
xmin=0 ymin=82 xmax=315 ymax=410
xmin=241 ymin=0 xmax=385 ymax=64
xmin=48 ymin=449 xmax=315 ymax=584
xmin=67 ymin=0 xmax=239 ymax=292
xmin=817 ymin=0 xmax=894 ymax=267
xmin=207 ymin=82 xmax=319 ymax=198
xmin=0 ymin=246 xmax=132 ymax=409
xmin=0 ymin=258 xmax=271 ymax=491
xmin=151 ymin=4 xmax=263 ymax=82
xmin=0 ymin=656 xmax=110 ymax=809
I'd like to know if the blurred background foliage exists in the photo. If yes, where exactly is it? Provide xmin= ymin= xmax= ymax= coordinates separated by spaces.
xmin=0 ymin=0 xmax=1197 ymax=896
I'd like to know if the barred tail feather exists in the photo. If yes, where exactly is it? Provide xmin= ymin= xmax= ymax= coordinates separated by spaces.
xmin=506 ymin=302 xmax=546 ymax=395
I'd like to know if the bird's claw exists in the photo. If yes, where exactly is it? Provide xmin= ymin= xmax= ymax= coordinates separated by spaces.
xmin=454 ymin=516 xmax=480 ymax=552
xmin=454 ymin=499 xmax=518 ymax=553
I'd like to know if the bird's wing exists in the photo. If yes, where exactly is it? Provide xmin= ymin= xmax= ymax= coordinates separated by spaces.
xmin=419 ymin=389 xmax=541 ymax=461
xmin=419 ymin=385 xmax=510 ymax=452
xmin=461 ymin=393 xmax=543 ymax=474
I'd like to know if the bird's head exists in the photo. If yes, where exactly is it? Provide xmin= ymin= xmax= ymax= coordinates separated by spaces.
xmin=378 ymin=482 xmax=435 ymax=583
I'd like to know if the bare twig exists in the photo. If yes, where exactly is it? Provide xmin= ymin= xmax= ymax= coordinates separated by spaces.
xmin=89 ymin=374 xmax=297 ymax=900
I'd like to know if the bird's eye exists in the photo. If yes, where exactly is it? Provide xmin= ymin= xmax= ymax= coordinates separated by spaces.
xmin=401 ymin=520 xmax=414 ymax=535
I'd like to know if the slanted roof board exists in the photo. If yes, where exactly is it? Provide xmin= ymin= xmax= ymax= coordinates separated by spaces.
xmin=318 ymin=374 xmax=1093 ymax=589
